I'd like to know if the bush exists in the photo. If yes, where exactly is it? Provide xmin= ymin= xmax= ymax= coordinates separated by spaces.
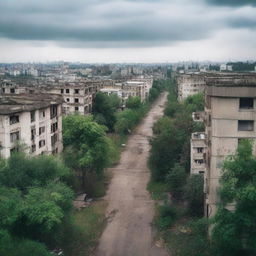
xmin=185 ymin=174 xmax=204 ymax=217
xmin=155 ymin=205 xmax=177 ymax=230
xmin=166 ymin=164 xmax=187 ymax=201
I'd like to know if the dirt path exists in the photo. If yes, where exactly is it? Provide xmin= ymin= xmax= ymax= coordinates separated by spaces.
xmin=96 ymin=92 xmax=169 ymax=256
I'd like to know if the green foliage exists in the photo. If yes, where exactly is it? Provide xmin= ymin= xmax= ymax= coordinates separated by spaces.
xmin=0 ymin=153 xmax=74 ymax=253
xmin=155 ymin=205 xmax=177 ymax=230
xmin=185 ymin=174 xmax=204 ymax=217
xmin=184 ymin=93 xmax=204 ymax=112
xmin=149 ymin=90 xmax=204 ymax=182
xmin=114 ymin=106 xmax=147 ymax=135
xmin=63 ymin=115 xmax=112 ymax=181
xmin=126 ymin=96 xmax=142 ymax=109
xmin=0 ymin=153 xmax=71 ymax=191
xmin=23 ymin=182 xmax=74 ymax=231
xmin=212 ymin=139 xmax=256 ymax=256
xmin=59 ymin=202 xmax=107 ymax=256
xmin=0 ymin=187 xmax=22 ymax=227
xmin=0 ymin=230 xmax=51 ymax=256
xmin=165 ymin=218 xmax=211 ymax=256
xmin=92 ymin=92 xmax=120 ymax=131
xmin=166 ymin=164 xmax=187 ymax=200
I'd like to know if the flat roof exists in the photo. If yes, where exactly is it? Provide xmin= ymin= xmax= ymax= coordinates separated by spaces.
xmin=0 ymin=93 xmax=63 ymax=115
xmin=205 ymin=73 xmax=256 ymax=87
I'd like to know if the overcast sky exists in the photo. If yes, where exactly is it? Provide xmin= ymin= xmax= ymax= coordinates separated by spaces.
xmin=0 ymin=0 xmax=255 ymax=63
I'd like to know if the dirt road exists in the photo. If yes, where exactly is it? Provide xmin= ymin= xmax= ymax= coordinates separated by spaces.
xmin=96 ymin=92 xmax=169 ymax=256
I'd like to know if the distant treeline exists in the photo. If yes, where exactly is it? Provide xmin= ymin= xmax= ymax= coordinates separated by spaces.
xmin=227 ymin=62 xmax=256 ymax=72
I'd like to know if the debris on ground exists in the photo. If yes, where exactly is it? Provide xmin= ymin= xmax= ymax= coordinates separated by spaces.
xmin=73 ymin=193 xmax=93 ymax=209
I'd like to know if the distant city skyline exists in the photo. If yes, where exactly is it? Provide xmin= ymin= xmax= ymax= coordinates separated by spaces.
xmin=0 ymin=0 xmax=256 ymax=63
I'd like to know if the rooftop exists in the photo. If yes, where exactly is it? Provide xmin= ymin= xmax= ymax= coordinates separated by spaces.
xmin=0 ymin=93 xmax=63 ymax=115
xmin=205 ymin=73 xmax=256 ymax=87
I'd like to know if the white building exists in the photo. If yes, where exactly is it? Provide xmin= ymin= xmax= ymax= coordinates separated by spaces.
xmin=0 ymin=94 xmax=63 ymax=158
xmin=177 ymin=74 xmax=205 ymax=101
xmin=190 ymin=132 xmax=207 ymax=175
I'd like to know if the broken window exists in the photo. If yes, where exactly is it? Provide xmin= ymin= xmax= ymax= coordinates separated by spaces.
xmin=10 ymin=115 xmax=19 ymax=125
xmin=238 ymin=120 xmax=254 ymax=131
xmin=75 ymin=106 xmax=79 ymax=111
xmin=39 ymin=126 xmax=45 ymax=135
xmin=30 ymin=111 xmax=35 ymax=122
xmin=74 ymin=89 xmax=79 ymax=94
xmin=75 ymin=98 xmax=79 ymax=103
xmin=66 ymin=89 xmax=70 ymax=93
xmin=50 ymin=105 xmax=58 ymax=119
xmin=197 ymin=147 xmax=203 ymax=153
xmin=10 ymin=131 xmax=20 ymax=143
xmin=39 ymin=140 xmax=46 ymax=148
xmin=239 ymin=98 xmax=254 ymax=109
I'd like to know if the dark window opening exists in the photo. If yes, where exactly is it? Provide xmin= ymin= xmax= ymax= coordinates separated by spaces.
xmin=238 ymin=120 xmax=254 ymax=131
xmin=30 ymin=111 xmax=35 ymax=122
xmin=50 ymin=105 xmax=58 ymax=119
xmin=10 ymin=115 xmax=19 ymax=125
xmin=74 ymin=89 xmax=79 ymax=94
xmin=39 ymin=126 xmax=45 ymax=135
xmin=75 ymin=106 xmax=79 ymax=111
xmin=75 ymin=98 xmax=79 ymax=103
xmin=66 ymin=89 xmax=70 ymax=93
xmin=61 ymin=89 xmax=64 ymax=94
xmin=10 ymin=88 xmax=15 ymax=93
xmin=39 ymin=140 xmax=46 ymax=148
xmin=239 ymin=98 xmax=254 ymax=109
xmin=10 ymin=131 xmax=20 ymax=143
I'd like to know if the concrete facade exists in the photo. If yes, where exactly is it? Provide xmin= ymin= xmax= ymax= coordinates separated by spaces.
xmin=0 ymin=94 xmax=63 ymax=158
xmin=204 ymin=74 xmax=256 ymax=218
xmin=190 ymin=132 xmax=207 ymax=175
xmin=177 ymin=74 xmax=205 ymax=101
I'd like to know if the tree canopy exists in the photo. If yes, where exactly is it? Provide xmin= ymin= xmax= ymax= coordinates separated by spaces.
xmin=212 ymin=139 xmax=256 ymax=256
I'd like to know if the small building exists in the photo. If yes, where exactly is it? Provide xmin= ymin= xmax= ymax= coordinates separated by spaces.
xmin=0 ymin=94 xmax=63 ymax=158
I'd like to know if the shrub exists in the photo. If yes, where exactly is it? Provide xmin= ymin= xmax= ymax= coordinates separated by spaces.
xmin=155 ymin=205 xmax=177 ymax=230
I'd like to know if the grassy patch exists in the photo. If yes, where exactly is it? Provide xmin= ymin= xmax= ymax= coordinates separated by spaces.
xmin=108 ymin=133 xmax=128 ymax=166
xmin=163 ymin=218 xmax=210 ymax=256
xmin=147 ymin=180 xmax=168 ymax=200
xmin=61 ymin=201 xmax=107 ymax=256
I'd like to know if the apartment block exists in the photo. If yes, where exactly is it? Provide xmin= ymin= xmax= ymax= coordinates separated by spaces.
xmin=0 ymin=94 xmax=63 ymax=158
xmin=204 ymin=73 xmax=256 ymax=218
xmin=45 ymin=80 xmax=105 ymax=115
xmin=178 ymin=73 xmax=205 ymax=101
xmin=190 ymin=132 xmax=207 ymax=175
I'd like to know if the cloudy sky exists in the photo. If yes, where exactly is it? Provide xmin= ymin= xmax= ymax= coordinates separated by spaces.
xmin=0 ymin=0 xmax=255 ymax=63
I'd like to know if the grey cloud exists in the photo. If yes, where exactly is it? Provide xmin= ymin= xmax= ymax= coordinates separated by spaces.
xmin=206 ymin=0 xmax=256 ymax=7
xmin=0 ymin=0 xmax=255 ymax=48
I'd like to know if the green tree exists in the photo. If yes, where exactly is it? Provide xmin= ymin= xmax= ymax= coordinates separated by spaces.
xmin=22 ymin=182 xmax=73 ymax=231
xmin=92 ymin=92 xmax=120 ymax=131
xmin=185 ymin=174 xmax=204 ymax=217
xmin=126 ymin=96 xmax=142 ymax=109
xmin=0 ymin=153 xmax=71 ymax=191
xmin=63 ymin=115 xmax=112 ymax=188
xmin=166 ymin=164 xmax=187 ymax=201
xmin=212 ymin=139 xmax=256 ymax=256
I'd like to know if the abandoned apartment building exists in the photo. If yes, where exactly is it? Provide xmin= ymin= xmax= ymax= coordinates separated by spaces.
xmin=203 ymin=73 xmax=256 ymax=218
xmin=0 ymin=94 xmax=63 ymax=158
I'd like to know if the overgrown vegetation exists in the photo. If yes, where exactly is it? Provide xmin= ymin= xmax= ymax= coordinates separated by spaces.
xmin=92 ymin=79 xmax=168 ymax=135
xmin=148 ymin=78 xmax=208 ymax=255
xmin=0 ymin=153 xmax=74 ymax=256
xmin=0 ymin=80 xmax=168 ymax=256
xmin=211 ymin=139 xmax=256 ymax=256
xmin=149 ymin=77 xmax=256 ymax=256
